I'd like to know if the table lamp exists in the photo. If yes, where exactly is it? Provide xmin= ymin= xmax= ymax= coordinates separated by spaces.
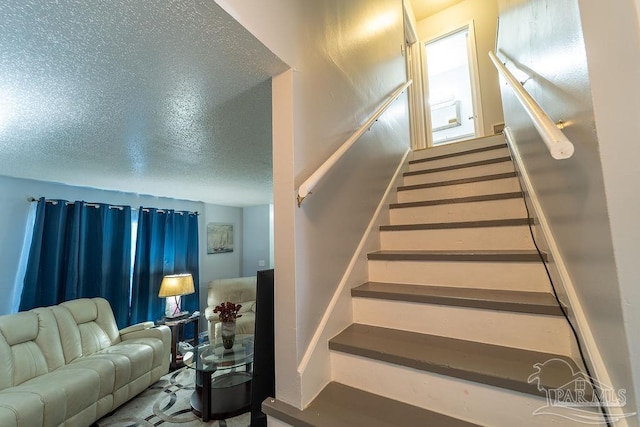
xmin=158 ymin=273 xmax=195 ymax=319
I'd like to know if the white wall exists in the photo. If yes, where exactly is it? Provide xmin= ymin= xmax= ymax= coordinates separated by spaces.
xmin=416 ymin=0 xmax=503 ymax=137
xmin=216 ymin=0 xmax=410 ymax=408
xmin=0 ymin=174 xmax=244 ymax=317
xmin=242 ymin=204 xmax=272 ymax=276
xmin=496 ymin=0 xmax=638 ymax=421
xmin=578 ymin=0 xmax=640 ymax=422
xmin=199 ymin=203 xmax=243 ymax=312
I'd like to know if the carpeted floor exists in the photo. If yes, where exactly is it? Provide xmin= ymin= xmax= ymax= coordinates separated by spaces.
xmin=94 ymin=367 xmax=250 ymax=426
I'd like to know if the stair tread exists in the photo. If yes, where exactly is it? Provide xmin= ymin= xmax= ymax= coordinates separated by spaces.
xmin=368 ymin=249 xmax=547 ymax=262
xmin=352 ymin=282 xmax=563 ymax=315
xmin=405 ymin=156 xmax=512 ymax=176
xmin=397 ymin=172 xmax=517 ymax=192
xmin=380 ymin=218 xmax=531 ymax=231
xmin=389 ymin=192 xmax=523 ymax=209
xmin=262 ymin=382 xmax=478 ymax=427
xmin=412 ymin=135 xmax=505 ymax=158
xmin=410 ymin=143 xmax=507 ymax=165
xmin=330 ymin=324 xmax=587 ymax=398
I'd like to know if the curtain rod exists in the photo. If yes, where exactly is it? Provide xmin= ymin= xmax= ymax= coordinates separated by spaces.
xmin=27 ymin=197 xmax=199 ymax=215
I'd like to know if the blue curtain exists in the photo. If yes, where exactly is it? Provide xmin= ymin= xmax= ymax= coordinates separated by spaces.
xmin=20 ymin=198 xmax=132 ymax=327
xmin=129 ymin=208 xmax=199 ymax=327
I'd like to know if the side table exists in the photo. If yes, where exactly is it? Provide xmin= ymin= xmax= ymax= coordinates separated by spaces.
xmin=158 ymin=313 xmax=200 ymax=370
xmin=188 ymin=334 xmax=254 ymax=422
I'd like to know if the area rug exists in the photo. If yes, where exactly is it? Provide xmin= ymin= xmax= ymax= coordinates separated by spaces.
xmin=94 ymin=367 xmax=250 ymax=426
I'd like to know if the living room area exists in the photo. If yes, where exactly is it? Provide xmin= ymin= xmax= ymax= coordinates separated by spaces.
xmin=0 ymin=172 xmax=276 ymax=425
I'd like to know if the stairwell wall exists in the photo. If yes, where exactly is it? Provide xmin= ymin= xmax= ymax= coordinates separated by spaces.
xmin=496 ymin=0 xmax=638 ymax=422
xmin=215 ymin=0 xmax=411 ymax=408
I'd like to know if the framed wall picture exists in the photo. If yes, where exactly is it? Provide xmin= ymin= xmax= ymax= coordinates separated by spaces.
xmin=207 ymin=223 xmax=234 ymax=254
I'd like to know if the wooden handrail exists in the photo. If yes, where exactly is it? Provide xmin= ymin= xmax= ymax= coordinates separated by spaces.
xmin=297 ymin=80 xmax=412 ymax=207
xmin=489 ymin=51 xmax=574 ymax=160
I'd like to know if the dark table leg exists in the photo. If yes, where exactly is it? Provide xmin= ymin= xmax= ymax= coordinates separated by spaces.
xmin=170 ymin=325 xmax=178 ymax=370
xmin=202 ymin=370 xmax=212 ymax=422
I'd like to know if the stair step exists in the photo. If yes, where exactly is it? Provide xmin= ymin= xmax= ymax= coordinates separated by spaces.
xmin=409 ymin=143 xmax=507 ymax=165
xmin=379 ymin=223 xmax=534 ymax=251
xmin=397 ymin=174 xmax=520 ymax=203
xmin=408 ymin=146 xmax=510 ymax=171
xmin=368 ymin=250 xmax=547 ymax=262
xmin=390 ymin=192 xmax=523 ymax=209
xmin=412 ymin=135 xmax=506 ymax=161
xmin=262 ymin=382 xmax=478 ymax=427
xmin=352 ymin=288 xmax=574 ymax=356
xmin=389 ymin=193 xmax=527 ymax=225
xmin=398 ymin=171 xmax=517 ymax=192
xmin=352 ymin=282 xmax=562 ymax=316
xmin=402 ymin=157 xmax=515 ymax=185
xmin=407 ymin=155 xmax=511 ymax=175
xmin=330 ymin=352 xmax=601 ymax=426
xmin=329 ymin=324 xmax=588 ymax=399
xmin=368 ymin=256 xmax=550 ymax=292
xmin=380 ymin=218 xmax=532 ymax=231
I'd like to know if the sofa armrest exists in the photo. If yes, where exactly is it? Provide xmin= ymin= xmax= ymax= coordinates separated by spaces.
xmin=204 ymin=306 xmax=217 ymax=322
xmin=120 ymin=324 xmax=171 ymax=352
xmin=119 ymin=321 xmax=155 ymax=335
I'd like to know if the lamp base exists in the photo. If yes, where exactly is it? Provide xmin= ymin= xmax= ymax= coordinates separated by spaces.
xmin=165 ymin=311 xmax=190 ymax=321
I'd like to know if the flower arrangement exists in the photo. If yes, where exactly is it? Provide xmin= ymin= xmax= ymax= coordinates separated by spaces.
xmin=213 ymin=301 xmax=243 ymax=322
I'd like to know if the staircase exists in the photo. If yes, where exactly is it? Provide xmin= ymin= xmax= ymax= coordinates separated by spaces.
xmin=265 ymin=135 xmax=600 ymax=426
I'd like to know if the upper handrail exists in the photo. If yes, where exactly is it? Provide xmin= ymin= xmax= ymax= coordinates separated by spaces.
xmin=489 ymin=51 xmax=574 ymax=160
xmin=297 ymin=80 xmax=412 ymax=207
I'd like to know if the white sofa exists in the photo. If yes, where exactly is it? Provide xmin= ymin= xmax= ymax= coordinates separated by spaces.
xmin=204 ymin=276 xmax=256 ymax=341
xmin=0 ymin=297 xmax=171 ymax=427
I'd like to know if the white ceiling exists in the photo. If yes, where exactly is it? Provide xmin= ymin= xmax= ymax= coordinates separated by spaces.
xmin=409 ymin=0 xmax=467 ymax=21
xmin=0 ymin=0 xmax=287 ymax=207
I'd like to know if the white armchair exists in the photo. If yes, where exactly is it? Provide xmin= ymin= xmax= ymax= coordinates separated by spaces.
xmin=204 ymin=276 xmax=256 ymax=341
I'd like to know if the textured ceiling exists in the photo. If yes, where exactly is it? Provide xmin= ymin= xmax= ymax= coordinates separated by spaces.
xmin=409 ymin=0 xmax=467 ymax=21
xmin=0 ymin=0 xmax=287 ymax=207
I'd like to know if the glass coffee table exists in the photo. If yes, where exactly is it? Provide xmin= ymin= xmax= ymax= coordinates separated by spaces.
xmin=186 ymin=334 xmax=254 ymax=421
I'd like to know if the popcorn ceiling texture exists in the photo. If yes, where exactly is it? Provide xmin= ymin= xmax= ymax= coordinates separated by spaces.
xmin=0 ymin=0 xmax=287 ymax=206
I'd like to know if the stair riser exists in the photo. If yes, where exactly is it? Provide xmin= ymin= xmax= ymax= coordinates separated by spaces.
xmin=397 ymin=178 xmax=521 ymax=203
xmin=405 ymin=161 xmax=514 ymax=185
xmin=380 ymin=226 xmax=534 ymax=251
xmin=390 ymin=198 xmax=527 ymax=224
xmin=352 ymin=299 xmax=574 ymax=356
xmin=412 ymin=135 xmax=506 ymax=161
xmin=409 ymin=147 xmax=511 ymax=171
xmin=368 ymin=260 xmax=549 ymax=292
xmin=330 ymin=353 xmax=597 ymax=427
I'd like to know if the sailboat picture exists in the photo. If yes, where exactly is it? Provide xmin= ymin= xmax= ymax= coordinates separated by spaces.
xmin=207 ymin=223 xmax=234 ymax=254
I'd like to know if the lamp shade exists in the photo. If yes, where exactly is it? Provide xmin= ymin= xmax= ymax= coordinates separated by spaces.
xmin=158 ymin=273 xmax=195 ymax=298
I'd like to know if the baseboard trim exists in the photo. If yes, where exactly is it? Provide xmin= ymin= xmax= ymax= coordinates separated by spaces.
xmin=504 ymin=128 xmax=629 ymax=427
xmin=297 ymin=148 xmax=411 ymax=408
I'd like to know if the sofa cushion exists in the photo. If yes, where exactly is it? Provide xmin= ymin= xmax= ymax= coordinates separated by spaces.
xmin=0 ymin=310 xmax=65 ymax=390
xmin=53 ymin=298 xmax=123 ymax=363
xmin=30 ymin=308 xmax=67 ymax=371
xmin=58 ymin=358 xmax=117 ymax=398
xmin=92 ymin=341 xmax=155 ymax=382
xmin=238 ymin=301 xmax=255 ymax=314
xmin=0 ymin=312 xmax=38 ymax=346
xmin=206 ymin=276 xmax=256 ymax=308
xmin=0 ymin=391 xmax=45 ymax=427
xmin=7 ymin=368 xmax=100 ymax=426
xmin=117 ymin=337 xmax=166 ymax=370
